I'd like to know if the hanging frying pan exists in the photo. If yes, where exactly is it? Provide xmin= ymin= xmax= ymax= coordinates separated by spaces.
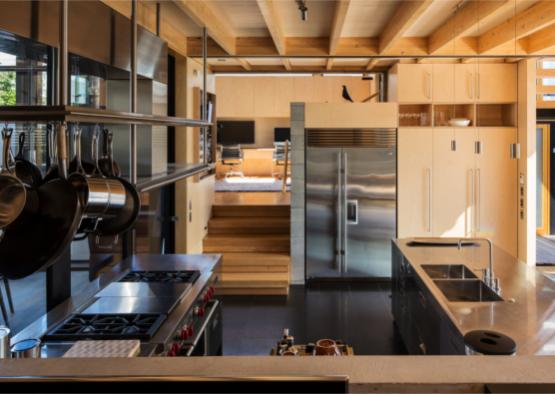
xmin=96 ymin=130 xmax=140 ymax=238
xmin=0 ymin=129 xmax=27 ymax=230
xmin=68 ymin=125 xmax=95 ymax=175
xmin=14 ymin=132 xmax=42 ymax=187
xmin=98 ymin=128 xmax=121 ymax=177
xmin=0 ymin=123 xmax=82 ymax=280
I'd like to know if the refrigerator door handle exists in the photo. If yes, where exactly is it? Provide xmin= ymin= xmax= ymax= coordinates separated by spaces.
xmin=342 ymin=151 xmax=348 ymax=273
xmin=336 ymin=151 xmax=342 ymax=272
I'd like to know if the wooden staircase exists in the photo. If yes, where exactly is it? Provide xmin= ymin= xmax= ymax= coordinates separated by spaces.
xmin=204 ymin=202 xmax=291 ymax=295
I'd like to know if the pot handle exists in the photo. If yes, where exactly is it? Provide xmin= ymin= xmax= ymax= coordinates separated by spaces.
xmin=91 ymin=126 xmax=102 ymax=176
xmin=1 ymin=128 xmax=13 ymax=175
xmin=16 ymin=132 xmax=25 ymax=160
xmin=73 ymin=125 xmax=85 ymax=175
xmin=56 ymin=122 xmax=68 ymax=179
xmin=105 ymin=129 xmax=115 ymax=177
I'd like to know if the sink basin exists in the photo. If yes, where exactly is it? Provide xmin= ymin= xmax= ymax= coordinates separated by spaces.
xmin=422 ymin=264 xmax=478 ymax=280
xmin=433 ymin=279 xmax=503 ymax=302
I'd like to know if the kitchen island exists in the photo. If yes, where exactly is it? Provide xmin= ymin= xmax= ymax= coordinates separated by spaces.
xmin=392 ymin=239 xmax=555 ymax=355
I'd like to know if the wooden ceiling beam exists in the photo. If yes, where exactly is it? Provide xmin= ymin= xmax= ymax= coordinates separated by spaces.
xmin=429 ymin=0 xmax=510 ymax=55
xmin=379 ymin=0 xmax=434 ymax=54
xmin=521 ymin=23 xmax=555 ymax=54
xmin=256 ymin=0 xmax=291 ymax=71
xmin=365 ymin=59 xmax=379 ymax=71
xmin=478 ymin=1 xmax=555 ymax=54
xmin=327 ymin=0 xmax=352 ymax=70
xmin=237 ymin=59 xmax=252 ymax=71
xmin=173 ymin=0 xmax=236 ymax=55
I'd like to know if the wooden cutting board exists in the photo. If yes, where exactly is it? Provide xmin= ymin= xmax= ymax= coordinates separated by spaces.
xmin=63 ymin=340 xmax=141 ymax=358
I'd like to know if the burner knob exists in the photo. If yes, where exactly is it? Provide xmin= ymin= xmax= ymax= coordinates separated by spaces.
xmin=203 ymin=292 xmax=211 ymax=302
xmin=180 ymin=326 xmax=189 ymax=340
xmin=209 ymin=286 xmax=216 ymax=296
xmin=195 ymin=306 xmax=205 ymax=317
xmin=187 ymin=326 xmax=194 ymax=337
xmin=170 ymin=342 xmax=181 ymax=355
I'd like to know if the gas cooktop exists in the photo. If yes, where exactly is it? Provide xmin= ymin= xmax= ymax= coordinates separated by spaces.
xmin=43 ymin=313 xmax=166 ymax=341
xmin=119 ymin=270 xmax=200 ymax=284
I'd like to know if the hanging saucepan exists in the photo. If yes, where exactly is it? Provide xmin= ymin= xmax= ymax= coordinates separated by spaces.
xmin=69 ymin=126 xmax=126 ymax=236
xmin=98 ymin=128 xmax=121 ymax=177
xmin=42 ymin=125 xmax=58 ymax=184
xmin=15 ymin=131 xmax=42 ymax=188
xmin=96 ymin=129 xmax=140 ymax=238
xmin=68 ymin=125 xmax=95 ymax=175
xmin=0 ymin=128 xmax=27 ymax=230
xmin=0 ymin=123 xmax=82 ymax=280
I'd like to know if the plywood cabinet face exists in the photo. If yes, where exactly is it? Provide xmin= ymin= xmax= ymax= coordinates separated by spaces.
xmin=397 ymin=64 xmax=433 ymax=103
xmin=475 ymin=128 xmax=517 ymax=256
xmin=398 ymin=128 xmax=433 ymax=238
xmin=432 ymin=64 xmax=455 ymax=103
xmin=432 ymin=129 xmax=476 ymax=238
xmin=454 ymin=64 xmax=476 ymax=103
xmin=475 ymin=64 xmax=517 ymax=103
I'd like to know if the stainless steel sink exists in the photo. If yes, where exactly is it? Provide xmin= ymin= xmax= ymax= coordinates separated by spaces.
xmin=422 ymin=264 xmax=478 ymax=280
xmin=433 ymin=279 xmax=503 ymax=302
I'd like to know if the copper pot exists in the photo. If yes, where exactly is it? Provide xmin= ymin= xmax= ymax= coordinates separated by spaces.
xmin=315 ymin=339 xmax=339 ymax=356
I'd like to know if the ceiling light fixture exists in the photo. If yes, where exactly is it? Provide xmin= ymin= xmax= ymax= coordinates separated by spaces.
xmin=296 ymin=0 xmax=308 ymax=21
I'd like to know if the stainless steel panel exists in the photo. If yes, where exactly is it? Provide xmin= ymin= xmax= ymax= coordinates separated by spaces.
xmin=306 ymin=147 xmax=341 ymax=279
xmin=81 ymin=297 xmax=178 ymax=315
xmin=344 ymin=147 xmax=396 ymax=278
xmin=96 ymin=282 xmax=191 ymax=299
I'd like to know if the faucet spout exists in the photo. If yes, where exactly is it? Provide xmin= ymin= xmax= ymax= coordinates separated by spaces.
xmin=457 ymin=237 xmax=499 ymax=294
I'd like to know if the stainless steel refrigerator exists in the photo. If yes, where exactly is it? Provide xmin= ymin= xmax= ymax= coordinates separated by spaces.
xmin=306 ymin=129 xmax=396 ymax=280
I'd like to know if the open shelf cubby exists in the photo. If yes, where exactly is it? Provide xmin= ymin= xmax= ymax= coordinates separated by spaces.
xmin=433 ymin=104 xmax=474 ymax=127
xmin=399 ymin=104 xmax=432 ymax=127
xmin=476 ymin=104 xmax=516 ymax=127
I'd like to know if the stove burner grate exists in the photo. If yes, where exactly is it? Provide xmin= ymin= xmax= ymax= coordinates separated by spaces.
xmin=119 ymin=270 xmax=200 ymax=284
xmin=43 ymin=313 xmax=166 ymax=341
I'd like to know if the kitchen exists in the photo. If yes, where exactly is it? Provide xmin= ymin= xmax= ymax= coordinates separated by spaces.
xmin=0 ymin=0 xmax=555 ymax=393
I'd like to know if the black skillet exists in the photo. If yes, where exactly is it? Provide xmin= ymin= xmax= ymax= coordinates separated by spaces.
xmin=14 ymin=132 xmax=42 ymax=187
xmin=0 ymin=123 xmax=82 ymax=280
xmin=96 ymin=130 xmax=140 ymax=237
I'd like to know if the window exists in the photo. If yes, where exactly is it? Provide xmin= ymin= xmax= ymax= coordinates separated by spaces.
xmin=538 ymin=59 xmax=555 ymax=107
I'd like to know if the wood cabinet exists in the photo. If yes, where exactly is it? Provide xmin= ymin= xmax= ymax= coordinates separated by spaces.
xmin=398 ymin=128 xmax=433 ymax=238
xmin=474 ymin=128 xmax=517 ymax=256
xmin=395 ymin=64 xmax=433 ymax=103
xmin=475 ymin=64 xmax=517 ymax=103
xmin=432 ymin=64 xmax=455 ymax=103
xmin=432 ymin=129 xmax=475 ymax=238
xmin=454 ymin=64 xmax=476 ymax=103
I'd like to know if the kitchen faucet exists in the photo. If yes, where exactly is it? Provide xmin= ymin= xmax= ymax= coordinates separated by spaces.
xmin=457 ymin=238 xmax=500 ymax=294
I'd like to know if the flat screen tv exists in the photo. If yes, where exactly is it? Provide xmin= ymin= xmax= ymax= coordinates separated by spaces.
xmin=274 ymin=127 xmax=291 ymax=142
xmin=217 ymin=121 xmax=255 ymax=145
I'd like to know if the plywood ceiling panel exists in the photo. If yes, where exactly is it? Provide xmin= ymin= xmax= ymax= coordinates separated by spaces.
xmin=289 ymin=57 xmax=327 ymax=66
xmin=208 ymin=58 xmax=241 ymax=66
xmin=404 ymin=0 xmax=459 ymax=37
xmin=277 ymin=0 xmax=335 ymax=37
xmin=341 ymin=0 xmax=400 ymax=37
xmin=472 ymin=0 xmax=539 ymax=36
xmin=210 ymin=0 xmax=269 ymax=37
xmin=332 ymin=57 xmax=369 ymax=66
xmin=244 ymin=57 xmax=285 ymax=65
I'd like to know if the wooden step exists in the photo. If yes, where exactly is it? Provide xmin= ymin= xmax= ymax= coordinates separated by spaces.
xmin=222 ymin=253 xmax=290 ymax=266
xmin=208 ymin=217 xmax=290 ymax=234
xmin=212 ymin=204 xmax=290 ymax=218
xmin=218 ymin=272 xmax=290 ymax=282
xmin=203 ymin=234 xmax=290 ymax=253
xmin=216 ymin=280 xmax=289 ymax=296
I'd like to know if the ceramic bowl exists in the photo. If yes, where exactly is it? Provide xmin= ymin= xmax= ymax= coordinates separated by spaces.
xmin=448 ymin=118 xmax=471 ymax=127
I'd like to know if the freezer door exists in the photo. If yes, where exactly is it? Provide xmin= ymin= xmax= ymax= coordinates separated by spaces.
xmin=344 ymin=147 xmax=396 ymax=278
xmin=306 ymin=147 xmax=342 ymax=279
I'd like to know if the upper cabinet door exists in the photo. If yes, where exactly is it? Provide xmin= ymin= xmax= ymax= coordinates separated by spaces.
xmin=454 ymin=64 xmax=476 ymax=103
xmin=476 ymin=64 xmax=517 ymax=103
xmin=397 ymin=64 xmax=433 ymax=103
xmin=432 ymin=64 xmax=455 ymax=103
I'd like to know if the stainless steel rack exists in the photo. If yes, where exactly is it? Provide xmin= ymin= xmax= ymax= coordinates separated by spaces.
xmin=136 ymin=163 xmax=212 ymax=192
xmin=0 ymin=106 xmax=212 ymax=128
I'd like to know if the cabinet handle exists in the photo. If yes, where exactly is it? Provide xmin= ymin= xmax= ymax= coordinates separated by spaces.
xmin=468 ymin=72 xmax=474 ymax=99
xmin=476 ymin=72 xmax=481 ymax=99
xmin=475 ymin=168 xmax=481 ymax=233
xmin=468 ymin=169 xmax=474 ymax=237
xmin=426 ymin=167 xmax=432 ymax=233
xmin=426 ymin=72 xmax=432 ymax=99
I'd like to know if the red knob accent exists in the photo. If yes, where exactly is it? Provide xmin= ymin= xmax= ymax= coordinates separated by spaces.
xmin=167 ymin=349 xmax=176 ymax=357
xmin=180 ymin=327 xmax=189 ymax=340
xmin=187 ymin=326 xmax=193 ymax=337
xmin=171 ymin=342 xmax=180 ymax=354
xmin=209 ymin=286 xmax=215 ymax=296
xmin=197 ymin=306 xmax=205 ymax=317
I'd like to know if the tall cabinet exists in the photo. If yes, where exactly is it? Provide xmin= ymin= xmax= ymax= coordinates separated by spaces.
xmin=392 ymin=63 xmax=518 ymax=256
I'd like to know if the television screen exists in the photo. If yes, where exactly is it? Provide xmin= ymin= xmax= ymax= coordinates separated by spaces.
xmin=274 ymin=128 xmax=291 ymax=142
xmin=217 ymin=121 xmax=255 ymax=145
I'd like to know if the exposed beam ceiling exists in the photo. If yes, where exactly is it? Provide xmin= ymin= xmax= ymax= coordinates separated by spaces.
xmin=523 ymin=23 xmax=555 ymax=54
xmin=256 ymin=0 xmax=291 ymax=70
xmin=365 ymin=59 xmax=379 ymax=71
xmin=478 ymin=1 xmax=555 ymax=53
xmin=379 ymin=0 xmax=434 ymax=54
xmin=174 ymin=0 xmax=236 ymax=55
xmin=429 ymin=0 xmax=510 ymax=55
xmin=327 ymin=0 xmax=352 ymax=70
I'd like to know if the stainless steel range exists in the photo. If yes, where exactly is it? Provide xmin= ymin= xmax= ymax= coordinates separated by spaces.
xmin=33 ymin=255 xmax=223 ymax=358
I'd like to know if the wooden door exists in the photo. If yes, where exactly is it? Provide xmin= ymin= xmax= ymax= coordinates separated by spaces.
xmin=454 ymin=64 xmax=476 ymax=103
xmin=432 ymin=64 xmax=455 ymax=103
xmin=432 ymin=128 xmax=476 ymax=238
xmin=476 ymin=64 xmax=517 ymax=103
xmin=397 ymin=64 xmax=433 ymax=103
xmin=475 ymin=127 xmax=518 ymax=256
xmin=398 ymin=128 xmax=434 ymax=238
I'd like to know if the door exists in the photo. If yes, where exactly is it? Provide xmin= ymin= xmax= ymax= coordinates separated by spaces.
xmin=344 ymin=147 xmax=396 ymax=278
xmin=432 ymin=64 xmax=455 ymax=103
xmin=537 ymin=124 xmax=551 ymax=236
xmin=397 ymin=128 xmax=433 ymax=238
xmin=476 ymin=64 xmax=516 ymax=103
xmin=397 ymin=64 xmax=433 ymax=103
xmin=475 ymin=128 xmax=518 ymax=256
xmin=432 ymin=128 xmax=476 ymax=237
xmin=454 ymin=64 xmax=476 ymax=103
xmin=306 ymin=147 xmax=342 ymax=279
